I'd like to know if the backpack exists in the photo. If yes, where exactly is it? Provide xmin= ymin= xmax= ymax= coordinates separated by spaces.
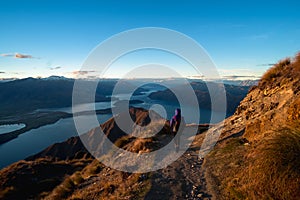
xmin=172 ymin=117 xmax=181 ymax=132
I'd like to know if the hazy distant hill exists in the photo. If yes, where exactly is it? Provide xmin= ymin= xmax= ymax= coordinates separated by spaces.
xmin=219 ymin=79 xmax=259 ymax=86
xmin=0 ymin=78 xmax=146 ymax=117
xmin=0 ymin=76 xmax=251 ymax=117
xmin=148 ymin=81 xmax=250 ymax=114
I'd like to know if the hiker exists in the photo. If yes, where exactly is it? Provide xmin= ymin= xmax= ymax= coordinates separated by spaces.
xmin=170 ymin=108 xmax=185 ymax=152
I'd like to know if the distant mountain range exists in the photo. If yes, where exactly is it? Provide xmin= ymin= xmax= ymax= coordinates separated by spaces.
xmin=0 ymin=78 xmax=146 ymax=117
xmin=0 ymin=75 xmax=259 ymax=85
xmin=0 ymin=76 xmax=254 ymax=117
xmin=148 ymin=81 xmax=250 ymax=114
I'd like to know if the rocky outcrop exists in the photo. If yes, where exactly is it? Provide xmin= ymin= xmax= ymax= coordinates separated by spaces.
xmin=211 ymin=58 xmax=300 ymax=143
xmin=203 ymin=53 xmax=300 ymax=199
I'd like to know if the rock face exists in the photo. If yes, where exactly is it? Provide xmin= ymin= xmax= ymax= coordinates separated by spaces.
xmin=203 ymin=54 xmax=300 ymax=199
xmin=209 ymin=56 xmax=300 ymax=143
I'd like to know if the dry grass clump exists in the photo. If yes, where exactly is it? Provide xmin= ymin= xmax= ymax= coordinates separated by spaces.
xmin=114 ymin=135 xmax=135 ymax=149
xmin=259 ymin=52 xmax=300 ymax=90
xmin=264 ymin=58 xmax=291 ymax=79
xmin=204 ymin=124 xmax=300 ymax=199
xmin=69 ymin=164 xmax=152 ymax=199
xmin=0 ymin=158 xmax=91 ymax=200
xmin=0 ymin=186 xmax=14 ymax=199
xmin=204 ymin=138 xmax=248 ymax=199
xmin=114 ymin=135 xmax=157 ymax=154
xmin=260 ymin=58 xmax=291 ymax=87
xmin=293 ymin=52 xmax=300 ymax=72
xmin=115 ymin=119 xmax=170 ymax=153
xmin=243 ymin=125 xmax=300 ymax=199
xmin=45 ymin=171 xmax=85 ymax=199
xmin=81 ymin=159 xmax=104 ymax=177
xmin=125 ymin=137 xmax=157 ymax=153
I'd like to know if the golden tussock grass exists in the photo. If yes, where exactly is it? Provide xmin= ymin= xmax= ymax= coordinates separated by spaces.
xmin=259 ymin=52 xmax=300 ymax=90
xmin=205 ymin=123 xmax=300 ymax=199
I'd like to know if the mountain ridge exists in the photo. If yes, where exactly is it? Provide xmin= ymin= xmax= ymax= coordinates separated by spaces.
xmin=203 ymin=53 xmax=300 ymax=199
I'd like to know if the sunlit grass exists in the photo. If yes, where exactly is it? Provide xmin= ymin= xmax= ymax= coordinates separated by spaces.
xmin=204 ymin=124 xmax=300 ymax=199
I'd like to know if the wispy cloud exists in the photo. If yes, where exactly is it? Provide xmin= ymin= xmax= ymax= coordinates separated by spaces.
xmin=218 ymin=68 xmax=263 ymax=80
xmin=86 ymin=75 xmax=100 ymax=80
xmin=0 ymin=52 xmax=36 ymax=59
xmin=219 ymin=68 xmax=256 ymax=74
xmin=0 ymin=53 xmax=13 ymax=57
xmin=0 ymin=71 xmax=5 ymax=74
xmin=256 ymin=63 xmax=275 ymax=66
xmin=187 ymin=75 xmax=204 ymax=79
xmin=222 ymin=75 xmax=259 ymax=80
xmin=50 ymin=66 xmax=61 ymax=70
xmin=72 ymin=70 xmax=96 ymax=76
xmin=15 ymin=53 xmax=33 ymax=59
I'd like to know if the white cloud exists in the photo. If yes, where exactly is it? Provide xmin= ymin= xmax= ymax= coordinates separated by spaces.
xmin=50 ymin=66 xmax=61 ymax=70
xmin=0 ymin=52 xmax=36 ymax=59
xmin=72 ymin=70 xmax=96 ymax=76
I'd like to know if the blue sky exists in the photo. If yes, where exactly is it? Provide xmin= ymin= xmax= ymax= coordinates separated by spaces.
xmin=0 ymin=0 xmax=299 ymax=79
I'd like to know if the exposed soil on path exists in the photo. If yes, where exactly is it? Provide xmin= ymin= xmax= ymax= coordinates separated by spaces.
xmin=145 ymin=126 xmax=213 ymax=200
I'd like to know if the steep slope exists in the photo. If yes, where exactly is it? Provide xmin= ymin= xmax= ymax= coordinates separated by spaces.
xmin=203 ymin=53 xmax=300 ymax=199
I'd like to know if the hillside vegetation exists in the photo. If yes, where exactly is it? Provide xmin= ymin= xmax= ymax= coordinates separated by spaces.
xmin=204 ymin=53 xmax=300 ymax=199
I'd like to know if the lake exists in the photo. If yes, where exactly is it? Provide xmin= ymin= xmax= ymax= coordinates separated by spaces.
xmin=36 ymin=101 xmax=116 ymax=113
xmin=0 ymin=114 xmax=112 ymax=169
xmin=0 ymin=124 xmax=26 ymax=134
xmin=0 ymin=87 xmax=226 ymax=169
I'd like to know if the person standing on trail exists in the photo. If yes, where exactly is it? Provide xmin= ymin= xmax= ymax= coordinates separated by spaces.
xmin=170 ymin=108 xmax=185 ymax=152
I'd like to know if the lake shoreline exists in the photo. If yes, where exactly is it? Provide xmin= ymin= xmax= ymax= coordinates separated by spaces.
xmin=0 ymin=108 xmax=112 ymax=145
xmin=0 ymin=124 xmax=26 ymax=135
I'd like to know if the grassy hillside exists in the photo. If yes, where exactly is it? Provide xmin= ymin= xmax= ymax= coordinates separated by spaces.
xmin=204 ymin=123 xmax=300 ymax=199
xmin=204 ymin=53 xmax=300 ymax=199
